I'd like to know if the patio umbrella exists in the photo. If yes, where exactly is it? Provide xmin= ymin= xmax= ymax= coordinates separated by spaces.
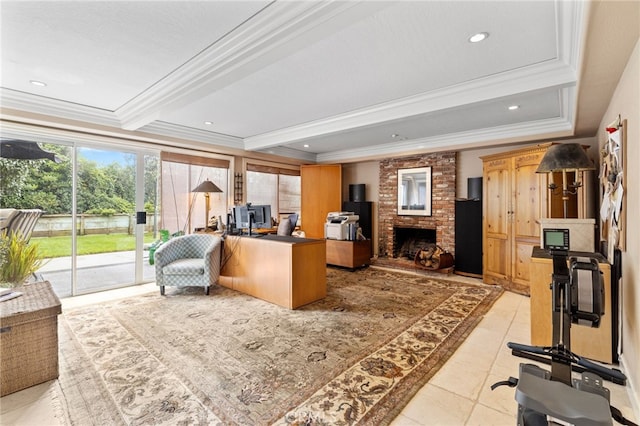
xmin=0 ymin=139 xmax=62 ymax=162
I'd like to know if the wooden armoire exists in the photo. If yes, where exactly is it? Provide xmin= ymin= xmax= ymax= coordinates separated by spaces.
xmin=481 ymin=143 xmax=589 ymax=294
xmin=300 ymin=164 xmax=342 ymax=239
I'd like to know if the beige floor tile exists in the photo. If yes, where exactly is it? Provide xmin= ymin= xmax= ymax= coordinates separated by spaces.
xmin=0 ymin=383 xmax=63 ymax=426
xmin=0 ymin=381 xmax=53 ymax=414
xmin=465 ymin=402 xmax=517 ymax=425
xmin=61 ymin=282 xmax=155 ymax=309
xmin=448 ymin=328 xmax=502 ymax=368
xmin=430 ymin=357 xmax=492 ymax=400
xmin=400 ymin=384 xmax=474 ymax=425
xmin=504 ymin=322 xmax=530 ymax=343
xmin=389 ymin=413 xmax=424 ymax=426
xmin=477 ymin=372 xmax=520 ymax=415
xmin=474 ymin=312 xmax=514 ymax=336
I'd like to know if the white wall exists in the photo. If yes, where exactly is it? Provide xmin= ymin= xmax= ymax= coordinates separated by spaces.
xmin=596 ymin=39 xmax=639 ymax=416
xmin=457 ymin=146 xmax=510 ymax=199
xmin=456 ymin=137 xmax=598 ymax=199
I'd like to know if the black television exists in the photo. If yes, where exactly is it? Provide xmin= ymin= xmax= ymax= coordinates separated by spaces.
xmin=233 ymin=204 xmax=272 ymax=230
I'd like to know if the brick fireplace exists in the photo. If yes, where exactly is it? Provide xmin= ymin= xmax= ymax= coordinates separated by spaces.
xmin=393 ymin=226 xmax=436 ymax=259
xmin=378 ymin=152 xmax=456 ymax=258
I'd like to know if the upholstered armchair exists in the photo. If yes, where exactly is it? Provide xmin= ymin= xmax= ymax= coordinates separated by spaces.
xmin=154 ymin=234 xmax=222 ymax=295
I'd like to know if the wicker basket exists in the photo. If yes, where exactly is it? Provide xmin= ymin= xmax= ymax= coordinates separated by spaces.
xmin=0 ymin=281 xmax=61 ymax=397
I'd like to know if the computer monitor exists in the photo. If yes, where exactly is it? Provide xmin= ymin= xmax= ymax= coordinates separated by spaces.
xmin=233 ymin=204 xmax=272 ymax=229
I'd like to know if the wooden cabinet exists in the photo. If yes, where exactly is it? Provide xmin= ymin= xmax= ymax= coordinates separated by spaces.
xmin=326 ymin=239 xmax=371 ymax=269
xmin=481 ymin=142 xmax=592 ymax=294
xmin=301 ymin=164 xmax=342 ymax=239
xmin=482 ymin=143 xmax=589 ymax=294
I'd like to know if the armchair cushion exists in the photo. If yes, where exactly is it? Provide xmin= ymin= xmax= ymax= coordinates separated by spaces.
xmin=161 ymin=258 xmax=205 ymax=276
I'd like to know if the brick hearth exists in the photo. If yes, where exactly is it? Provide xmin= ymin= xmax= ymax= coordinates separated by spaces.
xmin=378 ymin=152 xmax=456 ymax=257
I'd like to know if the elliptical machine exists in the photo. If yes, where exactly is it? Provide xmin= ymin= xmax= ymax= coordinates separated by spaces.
xmin=492 ymin=228 xmax=635 ymax=426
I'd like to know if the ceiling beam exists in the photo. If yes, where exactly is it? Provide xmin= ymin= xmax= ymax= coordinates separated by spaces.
xmin=115 ymin=1 xmax=390 ymax=131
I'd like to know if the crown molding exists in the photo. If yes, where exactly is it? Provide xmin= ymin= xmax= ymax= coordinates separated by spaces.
xmin=557 ymin=0 xmax=587 ymax=70
xmin=255 ymin=146 xmax=317 ymax=163
xmin=316 ymin=117 xmax=574 ymax=163
xmin=243 ymin=59 xmax=576 ymax=151
xmin=115 ymin=1 xmax=388 ymax=131
xmin=139 ymin=121 xmax=243 ymax=150
xmin=0 ymin=88 xmax=119 ymax=127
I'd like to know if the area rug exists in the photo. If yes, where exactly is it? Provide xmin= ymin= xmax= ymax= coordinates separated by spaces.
xmin=55 ymin=267 xmax=502 ymax=425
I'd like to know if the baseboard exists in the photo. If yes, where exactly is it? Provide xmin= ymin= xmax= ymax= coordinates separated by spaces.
xmin=454 ymin=270 xmax=483 ymax=279
xmin=619 ymin=353 xmax=640 ymax=422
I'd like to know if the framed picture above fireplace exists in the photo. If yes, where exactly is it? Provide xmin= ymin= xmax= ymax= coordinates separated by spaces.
xmin=397 ymin=166 xmax=432 ymax=216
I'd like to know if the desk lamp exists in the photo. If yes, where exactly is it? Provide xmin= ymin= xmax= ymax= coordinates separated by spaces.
xmin=536 ymin=143 xmax=594 ymax=218
xmin=192 ymin=180 xmax=223 ymax=229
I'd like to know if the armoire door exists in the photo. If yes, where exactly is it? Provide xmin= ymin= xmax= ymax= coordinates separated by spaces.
xmin=511 ymin=151 xmax=548 ymax=293
xmin=483 ymin=157 xmax=511 ymax=285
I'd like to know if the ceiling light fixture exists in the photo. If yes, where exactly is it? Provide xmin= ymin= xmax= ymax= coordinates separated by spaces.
xmin=204 ymin=121 xmax=213 ymax=125
xmin=30 ymin=80 xmax=47 ymax=87
xmin=508 ymin=105 xmax=520 ymax=110
xmin=469 ymin=32 xmax=489 ymax=43
xmin=391 ymin=134 xmax=399 ymax=138
xmin=303 ymin=144 xmax=310 ymax=148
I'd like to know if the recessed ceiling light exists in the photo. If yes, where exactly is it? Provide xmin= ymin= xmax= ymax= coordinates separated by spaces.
xmin=303 ymin=144 xmax=310 ymax=148
xmin=508 ymin=105 xmax=520 ymax=110
xmin=204 ymin=121 xmax=213 ymax=125
xmin=30 ymin=80 xmax=47 ymax=87
xmin=469 ymin=32 xmax=489 ymax=43
xmin=391 ymin=134 xmax=399 ymax=138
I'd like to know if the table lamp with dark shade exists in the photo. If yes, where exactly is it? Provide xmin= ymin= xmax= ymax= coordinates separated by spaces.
xmin=535 ymin=143 xmax=595 ymax=218
xmin=192 ymin=179 xmax=223 ymax=228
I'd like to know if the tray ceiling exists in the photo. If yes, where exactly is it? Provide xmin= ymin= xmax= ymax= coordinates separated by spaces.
xmin=0 ymin=1 xmax=636 ymax=162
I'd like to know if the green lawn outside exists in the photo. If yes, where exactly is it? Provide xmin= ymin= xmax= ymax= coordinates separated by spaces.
xmin=32 ymin=233 xmax=156 ymax=258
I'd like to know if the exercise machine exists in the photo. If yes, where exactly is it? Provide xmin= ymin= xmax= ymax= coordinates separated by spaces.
xmin=492 ymin=229 xmax=635 ymax=426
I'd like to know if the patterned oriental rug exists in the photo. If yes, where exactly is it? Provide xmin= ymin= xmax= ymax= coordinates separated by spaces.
xmin=55 ymin=267 xmax=502 ymax=425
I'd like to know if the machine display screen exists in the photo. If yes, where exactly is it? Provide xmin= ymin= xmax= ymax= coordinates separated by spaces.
xmin=543 ymin=228 xmax=570 ymax=251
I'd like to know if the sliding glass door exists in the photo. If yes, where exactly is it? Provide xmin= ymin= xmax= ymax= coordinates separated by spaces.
xmin=1 ymin=139 xmax=160 ymax=297
xmin=70 ymin=147 xmax=156 ymax=294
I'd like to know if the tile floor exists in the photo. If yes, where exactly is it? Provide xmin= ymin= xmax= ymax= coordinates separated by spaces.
xmin=1 ymin=282 xmax=637 ymax=425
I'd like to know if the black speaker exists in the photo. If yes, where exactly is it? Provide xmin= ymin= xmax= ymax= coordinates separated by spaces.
xmin=455 ymin=200 xmax=482 ymax=275
xmin=468 ymin=177 xmax=482 ymax=200
xmin=349 ymin=184 xmax=366 ymax=202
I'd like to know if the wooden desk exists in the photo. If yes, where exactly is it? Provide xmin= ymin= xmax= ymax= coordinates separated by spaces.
xmin=220 ymin=235 xmax=326 ymax=309
xmin=326 ymin=239 xmax=371 ymax=269
xmin=530 ymin=247 xmax=612 ymax=363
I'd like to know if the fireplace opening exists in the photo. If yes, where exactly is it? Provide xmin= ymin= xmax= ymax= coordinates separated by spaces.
xmin=393 ymin=227 xmax=436 ymax=259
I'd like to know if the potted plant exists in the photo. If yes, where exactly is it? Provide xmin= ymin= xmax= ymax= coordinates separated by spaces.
xmin=0 ymin=231 xmax=47 ymax=287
